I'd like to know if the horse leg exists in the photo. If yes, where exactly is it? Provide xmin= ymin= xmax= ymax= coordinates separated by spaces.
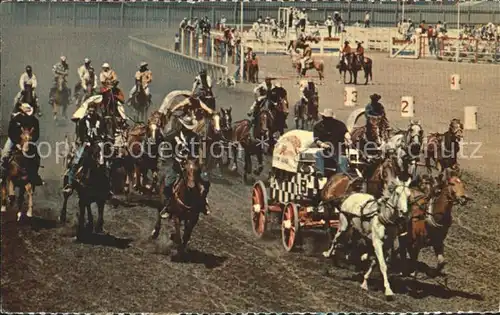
xmin=1 ymin=182 xmax=7 ymax=213
xmin=134 ymin=164 xmax=141 ymax=190
xmin=25 ymin=183 xmax=33 ymax=218
xmin=243 ymin=149 xmax=252 ymax=182
xmin=86 ymin=204 xmax=94 ymax=233
xmin=8 ymin=180 xmax=15 ymax=204
xmin=16 ymin=186 xmax=25 ymax=222
xmin=323 ymin=212 xmax=348 ymax=258
xmin=360 ymin=258 xmax=378 ymax=291
xmin=254 ymin=145 xmax=264 ymax=176
xmin=96 ymin=201 xmax=105 ymax=234
xmin=371 ymin=219 xmax=394 ymax=299
xmin=59 ymin=190 xmax=71 ymax=223
xmin=172 ymin=216 xmax=182 ymax=253
xmin=182 ymin=214 xmax=199 ymax=252
xmin=77 ymin=199 xmax=86 ymax=240
xmin=433 ymin=240 xmax=447 ymax=273
xmin=229 ymin=144 xmax=238 ymax=172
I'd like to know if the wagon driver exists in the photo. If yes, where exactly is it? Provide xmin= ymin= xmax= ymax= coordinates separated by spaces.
xmin=313 ymin=108 xmax=351 ymax=177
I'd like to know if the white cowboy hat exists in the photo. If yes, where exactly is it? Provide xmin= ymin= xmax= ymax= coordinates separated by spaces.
xmin=319 ymin=108 xmax=335 ymax=118
xmin=60 ymin=56 xmax=67 ymax=62
xmin=84 ymin=58 xmax=90 ymax=63
xmin=140 ymin=61 xmax=148 ymax=67
xmin=275 ymin=82 xmax=282 ymax=88
xmin=20 ymin=103 xmax=33 ymax=116
xmin=178 ymin=115 xmax=198 ymax=130
xmin=102 ymin=62 xmax=110 ymax=68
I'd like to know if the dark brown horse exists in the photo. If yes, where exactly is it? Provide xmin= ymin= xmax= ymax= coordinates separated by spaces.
xmin=152 ymin=158 xmax=206 ymax=257
xmin=404 ymin=169 xmax=472 ymax=277
xmin=337 ymin=53 xmax=372 ymax=85
xmin=126 ymin=111 xmax=167 ymax=194
xmin=223 ymin=108 xmax=270 ymax=182
xmin=1 ymin=127 xmax=38 ymax=221
xmin=294 ymin=90 xmax=319 ymax=130
xmin=424 ymin=118 xmax=464 ymax=174
xmin=60 ymin=141 xmax=109 ymax=240
xmin=350 ymin=114 xmax=389 ymax=152
xmin=15 ymin=84 xmax=39 ymax=116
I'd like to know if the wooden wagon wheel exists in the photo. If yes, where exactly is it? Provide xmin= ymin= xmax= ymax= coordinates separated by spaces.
xmin=281 ymin=202 xmax=300 ymax=252
xmin=251 ymin=180 xmax=269 ymax=238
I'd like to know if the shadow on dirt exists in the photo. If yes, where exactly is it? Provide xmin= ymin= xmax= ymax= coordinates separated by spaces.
xmin=171 ymin=249 xmax=228 ymax=269
xmin=76 ymin=233 xmax=133 ymax=249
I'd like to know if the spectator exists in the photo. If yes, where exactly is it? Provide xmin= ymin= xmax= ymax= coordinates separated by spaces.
xmin=427 ymin=25 xmax=436 ymax=55
xmin=364 ymin=11 xmax=370 ymax=28
xmin=219 ymin=15 xmax=226 ymax=31
xmin=325 ymin=16 xmax=333 ymax=38
xmin=174 ymin=33 xmax=180 ymax=52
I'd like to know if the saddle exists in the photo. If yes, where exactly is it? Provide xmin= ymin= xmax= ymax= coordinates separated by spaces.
xmin=128 ymin=124 xmax=147 ymax=137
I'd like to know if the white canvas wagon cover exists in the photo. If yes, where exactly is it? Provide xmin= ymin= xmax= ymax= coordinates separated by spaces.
xmin=272 ymin=129 xmax=316 ymax=173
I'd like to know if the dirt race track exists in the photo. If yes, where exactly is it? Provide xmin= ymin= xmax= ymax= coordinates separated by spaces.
xmin=1 ymin=27 xmax=500 ymax=312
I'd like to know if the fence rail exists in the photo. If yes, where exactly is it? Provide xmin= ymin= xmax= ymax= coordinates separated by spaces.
xmin=1 ymin=1 xmax=500 ymax=29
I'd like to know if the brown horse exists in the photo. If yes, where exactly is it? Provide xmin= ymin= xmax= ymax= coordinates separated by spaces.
xmin=151 ymin=158 xmax=205 ymax=257
xmin=15 ymin=84 xmax=39 ymax=116
xmin=294 ymin=90 xmax=319 ymax=130
xmin=365 ymin=154 xmax=400 ymax=198
xmin=291 ymin=52 xmax=325 ymax=83
xmin=337 ymin=53 xmax=372 ymax=85
xmin=1 ymin=128 xmax=38 ymax=221
xmin=59 ymin=141 xmax=109 ymax=239
xmin=126 ymin=111 xmax=167 ymax=194
xmin=404 ymin=169 xmax=472 ymax=277
xmin=52 ymin=76 xmax=71 ymax=121
xmin=424 ymin=118 xmax=464 ymax=174
xmin=129 ymin=81 xmax=150 ymax=122
xmin=287 ymin=36 xmax=319 ymax=53
xmin=225 ymin=108 xmax=270 ymax=182
xmin=192 ymin=111 xmax=222 ymax=173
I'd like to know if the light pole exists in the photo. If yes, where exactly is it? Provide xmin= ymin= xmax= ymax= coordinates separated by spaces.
xmin=239 ymin=0 xmax=244 ymax=81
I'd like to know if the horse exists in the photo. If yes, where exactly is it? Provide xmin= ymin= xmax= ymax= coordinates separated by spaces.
xmin=403 ymin=169 xmax=472 ymax=278
xmin=356 ymin=54 xmax=373 ymax=85
xmin=290 ymin=52 xmax=325 ymax=83
xmin=126 ymin=111 xmax=167 ymax=194
xmin=287 ymin=36 xmax=319 ymax=53
xmin=73 ymin=80 xmax=96 ymax=108
xmin=227 ymin=108 xmax=270 ymax=182
xmin=151 ymin=158 xmax=206 ymax=257
xmin=268 ymin=85 xmax=289 ymax=141
xmin=323 ymin=176 xmax=412 ymax=300
xmin=60 ymin=141 xmax=109 ymax=240
xmin=294 ymin=90 xmax=319 ymax=130
xmin=129 ymin=81 xmax=150 ymax=122
xmin=192 ymin=111 xmax=222 ymax=174
xmin=246 ymin=59 xmax=259 ymax=83
xmin=100 ymin=82 xmax=125 ymax=140
xmin=1 ymin=127 xmax=39 ymax=221
xmin=383 ymin=120 xmax=424 ymax=180
xmin=16 ymin=84 xmax=39 ymax=115
xmin=424 ymin=118 xmax=464 ymax=174
xmin=52 ymin=76 xmax=71 ymax=121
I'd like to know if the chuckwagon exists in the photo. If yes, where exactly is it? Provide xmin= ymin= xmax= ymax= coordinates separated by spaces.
xmin=250 ymin=129 xmax=364 ymax=251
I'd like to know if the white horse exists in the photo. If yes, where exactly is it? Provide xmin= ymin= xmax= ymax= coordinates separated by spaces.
xmin=323 ymin=176 xmax=412 ymax=300
xmin=380 ymin=120 xmax=423 ymax=179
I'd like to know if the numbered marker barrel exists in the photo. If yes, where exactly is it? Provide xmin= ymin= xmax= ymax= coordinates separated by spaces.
xmin=450 ymin=74 xmax=461 ymax=90
xmin=400 ymin=96 xmax=414 ymax=117
xmin=344 ymin=87 xmax=357 ymax=107
xmin=464 ymin=106 xmax=478 ymax=130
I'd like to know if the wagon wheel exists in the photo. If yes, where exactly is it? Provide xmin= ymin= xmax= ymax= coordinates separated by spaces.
xmin=251 ymin=180 xmax=269 ymax=238
xmin=281 ymin=202 xmax=300 ymax=252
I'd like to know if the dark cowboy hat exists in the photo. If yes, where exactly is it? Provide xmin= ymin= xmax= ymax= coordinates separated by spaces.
xmin=370 ymin=94 xmax=382 ymax=101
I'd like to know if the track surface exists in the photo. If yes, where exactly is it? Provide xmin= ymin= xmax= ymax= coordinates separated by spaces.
xmin=1 ymin=27 xmax=499 ymax=312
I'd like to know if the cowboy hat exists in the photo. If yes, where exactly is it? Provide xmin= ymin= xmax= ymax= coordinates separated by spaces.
xmin=139 ymin=61 xmax=148 ymax=68
xmin=319 ymin=108 xmax=335 ymax=118
xmin=178 ymin=115 xmax=198 ymax=130
xmin=20 ymin=103 xmax=33 ymax=116
xmin=102 ymin=62 xmax=110 ymax=68
xmin=370 ymin=94 xmax=382 ymax=101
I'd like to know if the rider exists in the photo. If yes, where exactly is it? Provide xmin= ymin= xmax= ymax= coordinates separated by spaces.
xmin=76 ymin=58 xmax=92 ymax=96
xmin=294 ymin=79 xmax=317 ymax=122
xmin=355 ymin=41 xmax=365 ymax=66
xmin=168 ymin=70 xmax=215 ymax=127
xmin=340 ymin=40 xmax=352 ymax=65
xmin=63 ymin=102 xmax=106 ymax=194
xmin=127 ymin=61 xmax=153 ymax=106
xmin=99 ymin=62 xmax=125 ymax=102
xmin=159 ymin=115 xmax=210 ymax=218
xmin=300 ymin=42 xmax=312 ymax=77
xmin=313 ymin=108 xmax=351 ymax=177
xmin=364 ymin=93 xmax=390 ymax=144
xmin=248 ymin=76 xmax=275 ymax=117
xmin=14 ymin=65 xmax=39 ymax=115
xmin=0 ymin=103 xmax=43 ymax=186
xmin=50 ymin=56 xmax=70 ymax=106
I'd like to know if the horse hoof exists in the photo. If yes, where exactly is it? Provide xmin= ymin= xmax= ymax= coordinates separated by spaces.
xmin=16 ymin=212 xmax=24 ymax=222
xmin=150 ymin=229 xmax=159 ymax=240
